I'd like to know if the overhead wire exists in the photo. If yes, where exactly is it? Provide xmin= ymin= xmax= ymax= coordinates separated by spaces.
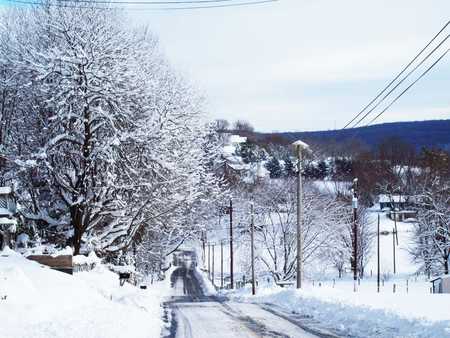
xmin=350 ymin=34 xmax=449 ymax=129
xmin=54 ymin=0 xmax=244 ymax=4
xmin=3 ymin=0 xmax=279 ymax=10
xmin=342 ymin=20 xmax=450 ymax=129
xmin=365 ymin=48 xmax=449 ymax=127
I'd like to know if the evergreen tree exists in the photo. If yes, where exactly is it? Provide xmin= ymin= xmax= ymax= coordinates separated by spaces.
xmin=266 ymin=157 xmax=282 ymax=179
xmin=283 ymin=155 xmax=295 ymax=177
xmin=237 ymin=140 xmax=258 ymax=164
xmin=317 ymin=160 xmax=329 ymax=179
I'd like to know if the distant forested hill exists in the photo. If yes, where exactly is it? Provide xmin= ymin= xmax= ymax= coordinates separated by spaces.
xmin=259 ymin=119 xmax=450 ymax=150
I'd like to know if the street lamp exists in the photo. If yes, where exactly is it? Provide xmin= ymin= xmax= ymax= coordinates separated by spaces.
xmin=292 ymin=140 xmax=310 ymax=289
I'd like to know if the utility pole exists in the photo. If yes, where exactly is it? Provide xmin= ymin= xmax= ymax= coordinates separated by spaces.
xmin=293 ymin=140 xmax=309 ymax=289
xmin=202 ymin=231 xmax=206 ymax=269
xmin=208 ymin=243 xmax=211 ymax=279
xmin=229 ymin=199 xmax=234 ymax=289
xmin=393 ymin=209 xmax=399 ymax=245
xmin=352 ymin=178 xmax=358 ymax=291
xmin=221 ymin=240 xmax=224 ymax=289
xmin=250 ymin=202 xmax=256 ymax=295
xmin=377 ymin=214 xmax=380 ymax=293
xmin=389 ymin=192 xmax=399 ymax=246
xmin=393 ymin=228 xmax=397 ymax=274
xmin=212 ymin=243 xmax=215 ymax=286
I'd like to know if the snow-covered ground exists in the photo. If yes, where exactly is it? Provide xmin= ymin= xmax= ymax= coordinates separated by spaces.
xmin=365 ymin=208 xmax=418 ymax=278
xmin=0 ymin=247 xmax=171 ymax=338
xmin=227 ymin=281 xmax=450 ymax=338
xmin=220 ymin=207 xmax=450 ymax=338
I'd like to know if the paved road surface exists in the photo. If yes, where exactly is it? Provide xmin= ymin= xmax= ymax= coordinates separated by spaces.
xmin=163 ymin=251 xmax=340 ymax=338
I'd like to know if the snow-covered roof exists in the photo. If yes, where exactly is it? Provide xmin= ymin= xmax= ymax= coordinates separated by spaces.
xmin=0 ymin=187 xmax=12 ymax=195
xmin=229 ymin=134 xmax=247 ymax=144
xmin=222 ymin=145 xmax=235 ymax=156
xmin=378 ymin=194 xmax=407 ymax=203
xmin=292 ymin=140 xmax=310 ymax=149
xmin=0 ymin=217 xmax=17 ymax=225
xmin=228 ymin=162 xmax=248 ymax=171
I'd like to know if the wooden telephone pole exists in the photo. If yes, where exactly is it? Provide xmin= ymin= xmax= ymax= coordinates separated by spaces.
xmin=377 ymin=214 xmax=380 ymax=293
xmin=393 ymin=228 xmax=397 ymax=274
xmin=202 ymin=231 xmax=207 ymax=269
xmin=208 ymin=243 xmax=211 ymax=279
xmin=292 ymin=140 xmax=309 ymax=289
xmin=212 ymin=243 xmax=215 ymax=285
xmin=352 ymin=178 xmax=359 ymax=290
xmin=220 ymin=240 xmax=224 ymax=289
xmin=229 ymin=199 xmax=234 ymax=289
xmin=250 ymin=202 xmax=256 ymax=295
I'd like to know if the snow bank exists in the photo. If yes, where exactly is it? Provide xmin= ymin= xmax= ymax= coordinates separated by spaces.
xmin=195 ymin=267 xmax=217 ymax=296
xmin=0 ymin=248 xmax=170 ymax=338
xmin=73 ymin=251 xmax=102 ymax=265
xmin=228 ymin=284 xmax=450 ymax=338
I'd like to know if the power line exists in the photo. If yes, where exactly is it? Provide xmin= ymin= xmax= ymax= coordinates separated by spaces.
xmin=350 ymin=34 xmax=449 ymax=129
xmin=366 ymin=48 xmax=449 ymax=126
xmin=54 ymin=0 xmax=241 ymax=4
xmin=342 ymin=20 xmax=450 ymax=129
xmin=3 ymin=0 xmax=279 ymax=10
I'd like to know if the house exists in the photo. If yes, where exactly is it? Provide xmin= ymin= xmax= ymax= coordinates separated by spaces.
xmin=389 ymin=210 xmax=417 ymax=222
xmin=430 ymin=275 xmax=450 ymax=294
xmin=0 ymin=187 xmax=17 ymax=250
xmin=378 ymin=194 xmax=417 ymax=211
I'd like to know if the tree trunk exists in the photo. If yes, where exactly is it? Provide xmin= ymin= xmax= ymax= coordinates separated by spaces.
xmin=73 ymin=226 xmax=82 ymax=256
xmin=71 ymin=206 xmax=84 ymax=256
xmin=0 ymin=231 xmax=5 ymax=250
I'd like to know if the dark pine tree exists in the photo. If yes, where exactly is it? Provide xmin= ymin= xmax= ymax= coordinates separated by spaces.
xmin=283 ymin=155 xmax=295 ymax=177
xmin=266 ymin=157 xmax=282 ymax=179
xmin=317 ymin=160 xmax=329 ymax=179
xmin=237 ymin=140 xmax=258 ymax=164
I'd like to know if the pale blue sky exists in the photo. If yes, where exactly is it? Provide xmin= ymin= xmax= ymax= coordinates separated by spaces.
xmin=132 ymin=0 xmax=450 ymax=131
xmin=1 ymin=0 xmax=449 ymax=131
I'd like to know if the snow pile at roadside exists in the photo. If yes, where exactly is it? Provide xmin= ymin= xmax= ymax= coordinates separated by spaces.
xmin=195 ymin=267 xmax=217 ymax=296
xmin=72 ymin=251 xmax=102 ymax=265
xmin=0 ymin=247 xmax=170 ymax=338
xmin=227 ymin=284 xmax=450 ymax=338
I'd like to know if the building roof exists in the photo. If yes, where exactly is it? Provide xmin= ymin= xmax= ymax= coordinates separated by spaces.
xmin=378 ymin=194 xmax=407 ymax=203
xmin=0 ymin=187 xmax=12 ymax=195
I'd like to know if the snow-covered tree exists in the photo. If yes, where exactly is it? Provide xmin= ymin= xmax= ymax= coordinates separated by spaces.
xmin=325 ymin=202 xmax=374 ymax=278
xmin=0 ymin=4 xmax=223 ymax=260
xmin=251 ymin=178 xmax=349 ymax=282
xmin=411 ymin=178 xmax=450 ymax=275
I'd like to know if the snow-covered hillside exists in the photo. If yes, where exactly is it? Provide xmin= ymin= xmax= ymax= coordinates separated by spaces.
xmin=0 ymin=248 xmax=170 ymax=338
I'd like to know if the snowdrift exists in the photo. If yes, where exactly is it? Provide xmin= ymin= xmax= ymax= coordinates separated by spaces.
xmin=0 ymin=248 xmax=168 ymax=338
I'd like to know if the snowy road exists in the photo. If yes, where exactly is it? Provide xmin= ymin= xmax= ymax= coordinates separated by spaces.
xmin=163 ymin=252 xmax=336 ymax=338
